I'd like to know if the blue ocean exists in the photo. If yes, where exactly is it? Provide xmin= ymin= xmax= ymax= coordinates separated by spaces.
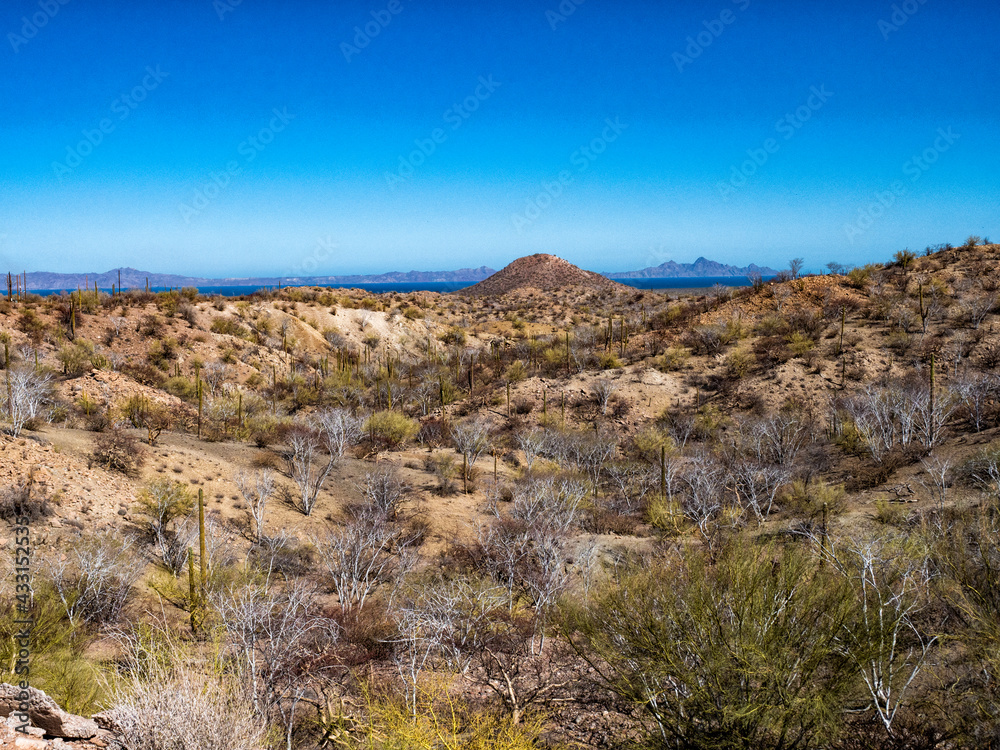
xmin=31 ymin=276 xmax=764 ymax=297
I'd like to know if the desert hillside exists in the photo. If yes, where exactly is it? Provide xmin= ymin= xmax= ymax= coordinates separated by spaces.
xmin=2 ymin=240 xmax=1000 ymax=747
xmin=460 ymin=253 xmax=630 ymax=295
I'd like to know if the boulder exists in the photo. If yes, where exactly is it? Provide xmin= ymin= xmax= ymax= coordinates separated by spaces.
xmin=0 ymin=683 xmax=99 ymax=739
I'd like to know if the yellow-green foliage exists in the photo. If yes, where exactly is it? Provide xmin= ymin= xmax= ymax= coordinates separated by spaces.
xmin=366 ymin=410 xmax=419 ymax=448
xmin=647 ymin=496 xmax=686 ymax=535
xmin=598 ymin=352 xmax=622 ymax=369
xmin=164 ymin=376 xmax=197 ymax=400
xmin=572 ymin=541 xmax=858 ymax=749
xmin=210 ymin=317 xmax=250 ymax=339
xmin=0 ymin=593 xmax=103 ymax=715
xmin=658 ymin=346 xmax=690 ymax=372
xmin=439 ymin=326 xmax=466 ymax=346
xmin=723 ymin=317 xmax=745 ymax=342
xmin=725 ymin=346 xmax=756 ymax=378
xmin=155 ymin=290 xmax=180 ymax=316
xmin=846 ymin=263 xmax=880 ymax=289
xmin=632 ymin=427 xmax=674 ymax=462
xmin=780 ymin=479 xmax=845 ymax=520
xmin=542 ymin=343 xmax=569 ymax=368
xmin=504 ymin=360 xmax=527 ymax=383
xmin=786 ymin=331 xmax=815 ymax=357
xmin=872 ymin=498 xmax=909 ymax=527
xmin=58 ymin=339 xmax=97 ymax=376
xmin=136 ymin=478 xmax=195 ymax=527
xmin=694 ymin=404 xmax=728 ymax=439
xmin=346 ymin=686 xmax=546 ymax=750
xmin=146 ymin=337 xmax=178 ymax=369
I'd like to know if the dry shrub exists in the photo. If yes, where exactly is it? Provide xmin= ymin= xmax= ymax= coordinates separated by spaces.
xmin=0 ymin=477 xmax=54 ymax=522
xmin=106 ymin=662 xmax=267 ymax=750
xmin=585 ymin=507 xmax=639 ymax=535
xmin=512 ymin=397 xmax=535 ymax=415
xmin=92 ymin=426 xmax=145 ymax=477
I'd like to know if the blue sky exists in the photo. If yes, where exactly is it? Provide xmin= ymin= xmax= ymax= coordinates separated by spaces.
xmin=1 ymin=0 xmax=997 ymax=277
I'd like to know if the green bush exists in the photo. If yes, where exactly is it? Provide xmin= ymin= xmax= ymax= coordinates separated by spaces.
xmin=570 ymin=541 xmax=858 ymax=749
xmin=0 ymin=593 xmax=102 ymax=715
xmin=725 ymin=346 xmax=756 ymax=378
xmin=658 ymin=346 xmax=690 ymax=372
xmin=209 ymin=317 xmax=249 ymax=338
xmin=366 ymin=410 xmax=419 ymax=449
xmin=57 ymin=340 xmax=96 ymax=376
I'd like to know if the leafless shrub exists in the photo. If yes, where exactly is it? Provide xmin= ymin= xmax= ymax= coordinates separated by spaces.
xmin=837 ymin=382 xmax=954 ymax=461
xmin=729 ymin=459 xmax=790 ymax=524
xmin=356 ymin=466 xmax=407 ymax=522
xmin=919 ymin=454 xmax=952 ymax=514
xmin=234 ymin=468 xmax=276 ymax=541
xmin=200 ymin=361 xmax=229 ymax=397
xmin=314 ymin=515 xmax=415 ymax=614
xmin=960 ymin=291 xmax=997 ymax=329
xmin=604 ymin=460 xmax=657 ymax=515
xmin=818 ymin=533 xmax=936 ymax=735
xmin=1 ymin=365 xmax=53 ymax=436
xmin=211 ymin=580 xmax=336 ymax=743
xmin=44 ymin=533 xmax=145 ymax=626
xmin=543 ymin=429 xmax=618 ymax=488
xmin=677 ymin=455 xmax=730 ymax=536
xmin=516 ymin=429 xmax=547 ymax=472
xmin=105 ymin=646 xmax=267 ymax=750
xmin=470 ymin=520 xmax=534 ymax=611
xmin=508 ymin=477 xmax=588 ymax=536
xmin=593 ymin=378 xmax=618 ymax=415
xmin=160 ymin=516 xmax=198 ymax=578
xmin=249 ymin=529 xmax=310 ymax=583
xmin=0 ymin=476 xmax=54 ymax=522
xmin=451 ymin=416 xmax=492 ymax=471
xmin=284 ymin=410 xmax=363 ymax=516
xmin=736 ymin=410 xmax=811 ymax=465
xmin=311 ymin=406 xmax=364 ymax=460
xmin=955 ymin=373 xmax=999 ymax=432
xmin=285 ymin=427 xmax=334 ymax=516
xmin=107 ymin=316 xmax=127 ymax=337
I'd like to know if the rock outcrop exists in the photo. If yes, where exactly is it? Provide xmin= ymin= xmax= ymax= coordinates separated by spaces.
xmin=0 ymin=685 xmax=99 ymax=740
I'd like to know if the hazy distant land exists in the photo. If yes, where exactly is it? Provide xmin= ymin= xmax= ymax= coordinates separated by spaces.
xmin=19 ymin=257 xmax=778 ymax=292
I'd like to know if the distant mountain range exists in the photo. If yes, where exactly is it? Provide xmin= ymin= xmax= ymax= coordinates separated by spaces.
xmin=23 ymin=266 xmax=498 ymax=290
xmin=21 ymin=256 xmax=777 ymax=291
xmin=605 ymin=257 xmax=778 ymax=279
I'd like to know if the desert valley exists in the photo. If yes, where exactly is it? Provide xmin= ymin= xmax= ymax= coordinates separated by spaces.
xmin=0 ymin=241 xmax=999 ymax=748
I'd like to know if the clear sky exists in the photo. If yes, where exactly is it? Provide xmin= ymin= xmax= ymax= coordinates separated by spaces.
xmin=1 ymin=0 xmax=997 ymax=277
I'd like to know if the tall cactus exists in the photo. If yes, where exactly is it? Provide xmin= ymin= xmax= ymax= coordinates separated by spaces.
xmin=198 ymin=488 xmax=207 ymax=601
